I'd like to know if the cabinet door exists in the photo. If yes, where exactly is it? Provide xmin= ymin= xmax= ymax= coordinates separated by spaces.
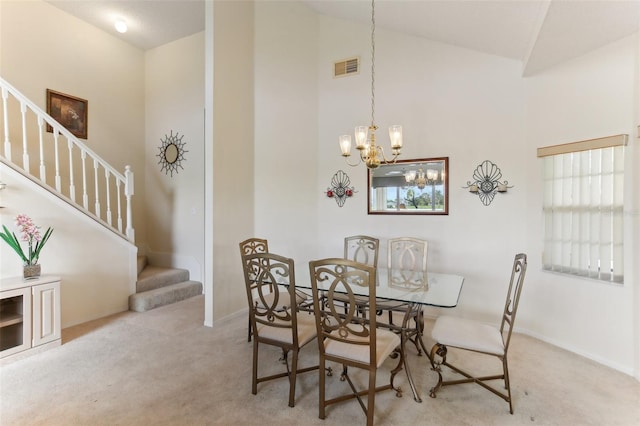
xmin=0 ymin=287 xmax=31 ymax=358
xmin=32 ymin=281 xmax=61 ymax=346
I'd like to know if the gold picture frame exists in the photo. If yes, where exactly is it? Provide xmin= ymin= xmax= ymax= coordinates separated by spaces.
xmin=46 ymin=89 xmax=88 ymax=139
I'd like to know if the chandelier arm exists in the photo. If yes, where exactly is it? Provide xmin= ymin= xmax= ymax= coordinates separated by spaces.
xmin=374 ymin=146 xmax=401 ymax=165
xmin=343 ymin=155 xmax=363 ymax=167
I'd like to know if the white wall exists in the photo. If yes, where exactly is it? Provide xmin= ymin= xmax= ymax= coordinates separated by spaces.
xmin=247 ymin=7 xmax=638 ymax=376
xmin=253 ymin=1 xmax=319 ymax=263
xmin=144 ymin=33 xmax=205 ymax=282
xmin=2 ymin=0 xmax=637 ymax=378
xmin=0 ymin=164 xmax=136 ymax=327
xmin=0 ymin=0 xmax=147 ymax=247
xmin=210 ymin=1 xmax=256 ymax=321
xmin=315 ymin=15 xmax=528 ymax=321
xmin=523 ymin=35 xmax=638 ymax=374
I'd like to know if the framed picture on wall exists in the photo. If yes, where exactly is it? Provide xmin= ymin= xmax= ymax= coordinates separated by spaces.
xmin=46 ymin=89 xmax=88 ymax=139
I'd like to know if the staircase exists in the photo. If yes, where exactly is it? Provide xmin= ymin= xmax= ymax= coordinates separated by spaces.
xmin=128 ymin=256 xmax=203 ymax=312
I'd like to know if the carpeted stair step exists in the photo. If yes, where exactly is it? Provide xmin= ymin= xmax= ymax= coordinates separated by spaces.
xmin=136 ymin=266 xmax=190 ymax=293
xmin=137 ymin=255 xmax=147 ymax=276
xmin=129 ymin=280 xmax=203 ymax=312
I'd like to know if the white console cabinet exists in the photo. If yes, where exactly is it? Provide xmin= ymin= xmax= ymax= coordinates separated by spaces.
xmin=0 ymin=275 xmax=61 ymax=361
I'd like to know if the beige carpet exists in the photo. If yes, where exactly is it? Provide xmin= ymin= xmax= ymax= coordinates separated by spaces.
xmin=1 ymin=295 xmax=639 ymax=425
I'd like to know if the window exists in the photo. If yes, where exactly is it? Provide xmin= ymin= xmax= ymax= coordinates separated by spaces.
xmin=538 ymin=134 xmax=627 ymax=283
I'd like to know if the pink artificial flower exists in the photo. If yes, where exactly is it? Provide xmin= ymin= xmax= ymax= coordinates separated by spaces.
xmin=16 ymin=215 xmax=42 ymax=242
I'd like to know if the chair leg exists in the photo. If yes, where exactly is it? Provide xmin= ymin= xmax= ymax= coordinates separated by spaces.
xmin=429 ymin=344 xmax=515 ymax=414
xmin=289 ymin=349 xmax=298 ymax=407
xmin=428 ymin=343 xmax=447 ymax=398
xmin=503 ymin=357 xmax=513 ymax=414
xmin=319 ymin=358 xmax=326 ymax=419
xmin=247 ymin=318 xmax=252 ymax=342
xmin=367 ymin=369 xmax=376 ymax=426
xmin=252 ymin=339 xmax=259 ymax=395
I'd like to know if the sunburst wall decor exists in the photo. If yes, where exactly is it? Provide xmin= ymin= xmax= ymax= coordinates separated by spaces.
xmin=157 ymin=130 xmax=188 ymax=177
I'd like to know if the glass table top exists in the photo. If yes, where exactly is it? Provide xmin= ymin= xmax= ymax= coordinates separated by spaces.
xmin=295 ymin=265 xmax=464 ymax=308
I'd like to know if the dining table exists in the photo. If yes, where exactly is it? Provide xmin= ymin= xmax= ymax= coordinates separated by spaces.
xmin=293 ymin=263 xmax=465 ymax=403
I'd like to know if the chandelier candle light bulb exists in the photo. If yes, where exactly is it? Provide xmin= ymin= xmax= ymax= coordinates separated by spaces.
xmin=389 ymin=125 xmax=403 ymax=150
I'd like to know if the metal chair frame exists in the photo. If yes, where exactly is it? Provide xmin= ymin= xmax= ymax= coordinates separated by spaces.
xmin=309 ymin=257 xmax=402 ymax=426
xmin=241 ymin=251 xmax=319 ymax=407
xmin=344 ymin=235 xmax=380 ymax=268
xmin=239 ymin=238 xmax=269 ymax=342
xmin=428 ymin=253 xmax=528 ymax=414
xmin=381 ymin=237 xmax=429 ymax=356
xmin=339 ymin=235 xmax=379 ymax=313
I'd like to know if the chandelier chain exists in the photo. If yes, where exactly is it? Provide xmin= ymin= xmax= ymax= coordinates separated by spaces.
xmin=337 ymin=0 xmax=402 ymax=169
xmin=370 ymin=0 xmax=375 ymax=127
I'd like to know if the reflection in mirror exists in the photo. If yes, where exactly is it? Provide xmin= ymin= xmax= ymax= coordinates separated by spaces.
xmin=368 ymin=157 xmax=449 ymax=215
xmin=164 ymin=143 xmax=179 ymax=164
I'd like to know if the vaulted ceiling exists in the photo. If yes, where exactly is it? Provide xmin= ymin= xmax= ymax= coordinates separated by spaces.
xmin=46 ymin=0 xmax=639 ymax=76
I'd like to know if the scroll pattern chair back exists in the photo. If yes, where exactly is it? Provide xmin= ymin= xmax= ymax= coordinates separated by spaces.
xmin=344 ymin=235 xmax=379 ymax=267
xmin=387 ymin=237 xmax=428 ymax=289
xmin=380 ymin=237 xmax=429 ymax=358
xmin=243 ymin=252 xmax=295 ymax=334
xmin=309 ymin=258 xmax=402 ymax=426
xmin=429 ymin=253 xmax=528 ymax=414
xmin=241 ymin=252 xmax=318 ymax=407
xmin=239 ymin=237 xmax=269 ymax=257
xmin=239 ymin=238 xmax=270 ymax=342
xmin=499 ymin=253 xmax=527 ymax=355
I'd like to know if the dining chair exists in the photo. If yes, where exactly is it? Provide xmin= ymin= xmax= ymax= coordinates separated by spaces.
xmin=309 ymin=257 xmax=402 ymax=426
xmin=428 ymin=253 xmax=528 ymax=414
xmin=344 ymin=235 xmax=379 ymax=268
xmin=239 ymin=237 xmax=306 ymax=341
xmin=387 ymin=237 xmax=428 ymax=289
xmin=240 ymin=251 xmax=319 ymax=407
xmin=338 ymin=235 xmax=379 ymax=314
xmin=380 ymin=237 xmax=429 ymax=354
xmin=239 ymin=238 xmax=269 ymax=342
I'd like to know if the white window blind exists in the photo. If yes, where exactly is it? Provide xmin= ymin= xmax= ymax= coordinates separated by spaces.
xmin=538 ymin=135 xmax=627 ymax=283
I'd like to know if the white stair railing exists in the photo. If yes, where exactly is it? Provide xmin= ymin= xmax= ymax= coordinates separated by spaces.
xmin=0 ymin=77 xmax=134 ymax=242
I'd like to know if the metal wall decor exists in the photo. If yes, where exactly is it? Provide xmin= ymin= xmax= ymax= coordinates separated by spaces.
xmin=463 ymin=160 xmax=512 ymax=206
xmin=325 ymin=170 xmax=356 ymax=207
xmin=157 ymin=130 xmax=188 ymax=177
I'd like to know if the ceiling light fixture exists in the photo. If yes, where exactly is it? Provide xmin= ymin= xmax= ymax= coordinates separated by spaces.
xmin=114 ymin=19 xmax=128 ymax=34
xmin=339 ymin=0 xmax=403 ymax=170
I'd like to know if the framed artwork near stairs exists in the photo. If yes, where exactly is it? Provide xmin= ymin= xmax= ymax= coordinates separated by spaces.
xmin=46 ymin=89 xmax=88 ymax=139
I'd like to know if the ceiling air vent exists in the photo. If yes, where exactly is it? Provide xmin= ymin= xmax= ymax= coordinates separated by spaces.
xmin=334 ymin=57 xmax=359 ymax=78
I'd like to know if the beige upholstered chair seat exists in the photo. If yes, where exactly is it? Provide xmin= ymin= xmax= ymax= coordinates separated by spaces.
xmin=325 ymin=329 xmax=400 ymax=368
xmin=431 ymin=316 xmax=504 ymax=356
xmin=257 ymin=314 xmax=317 ymax=346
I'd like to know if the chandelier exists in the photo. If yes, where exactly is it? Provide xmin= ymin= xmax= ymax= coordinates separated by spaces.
xmin=339 ymin=0 xmax=403 ymax=169
xmin=405 ymin=168 xmax=438 ymax=190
